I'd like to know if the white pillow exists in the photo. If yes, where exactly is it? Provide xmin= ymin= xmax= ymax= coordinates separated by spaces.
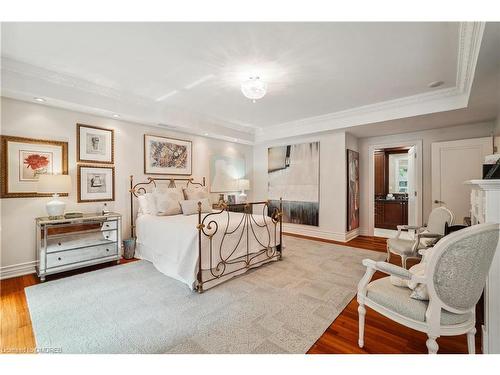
xmin=183 ymin=186 xmax=210 ymax=201
xmin=137 ymin=193 xmax=157 ymax=215
xmin=180 ymin=198 xmax=212 ymax=215
xmin=154 ymin=188 xmax=184 ymax=216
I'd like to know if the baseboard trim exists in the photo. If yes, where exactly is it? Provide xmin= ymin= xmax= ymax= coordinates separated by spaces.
xmin=282 ymin=224 xmax=359 ymax=243
xmin=0 ymin=260 xmax=37 ymax=280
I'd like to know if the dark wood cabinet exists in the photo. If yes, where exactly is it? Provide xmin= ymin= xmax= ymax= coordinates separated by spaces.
xmin=375 ymin=200 xmax=408 ymax=230
xmin=374 ymin=150 xmax=386 ymax=197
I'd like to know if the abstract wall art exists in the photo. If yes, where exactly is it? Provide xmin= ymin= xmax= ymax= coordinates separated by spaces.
xmin=268 ymin=141 xmax=320 ymax=226
xmin=346 ymin=149 xmax=360 ymax=231
xmin=144 ymin=134 xmax=192 ymax=175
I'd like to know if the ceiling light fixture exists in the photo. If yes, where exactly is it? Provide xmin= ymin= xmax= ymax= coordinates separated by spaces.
xmin=112 ymin=114 xmax=120 ymax=118
xmin=34 ymin=97 xmax=46 ymax=103
xmin=428 ymin=80 xmax=444 ymax=88
xmin=241 ymin=76 xmax=267 ymax=103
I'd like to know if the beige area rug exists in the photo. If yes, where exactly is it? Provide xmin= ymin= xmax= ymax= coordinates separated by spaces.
xmin=25 ymin=236 xmax=385 ymax=353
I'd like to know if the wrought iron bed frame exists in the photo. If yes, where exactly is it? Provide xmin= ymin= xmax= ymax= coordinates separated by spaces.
xmin=129 ymin=175 xmax=283 ymax=293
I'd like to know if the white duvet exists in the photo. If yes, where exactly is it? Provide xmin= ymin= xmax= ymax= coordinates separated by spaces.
xmin=135 ymin=211 xmax=279 ymax=290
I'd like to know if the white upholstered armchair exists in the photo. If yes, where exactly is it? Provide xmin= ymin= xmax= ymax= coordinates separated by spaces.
xmin=387 ymin=206 xmax=454 ymax=268
xmin=358 ymin=223 xmax=499 ymax=354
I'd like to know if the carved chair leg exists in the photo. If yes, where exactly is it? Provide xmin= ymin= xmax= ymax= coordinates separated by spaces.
xmin=401 ymin=255 xmax=408 ymax=269
xmin=426 ymin=336 xmax=439 ymax=354
xmin=358 ymin=304 xmax=366 ymax=348
xmin=467 ymin=327 xmax=477 ymax=354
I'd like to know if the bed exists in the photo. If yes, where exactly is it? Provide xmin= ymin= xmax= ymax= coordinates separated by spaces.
xmin=130 ymin=176 xmax=283 ymax=292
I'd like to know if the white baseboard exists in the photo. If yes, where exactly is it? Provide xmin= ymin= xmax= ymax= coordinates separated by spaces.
xmin=282 ymin=224 xmax=359 ymax=243
xmin=0 ymin=260 xmax=37 ymax=280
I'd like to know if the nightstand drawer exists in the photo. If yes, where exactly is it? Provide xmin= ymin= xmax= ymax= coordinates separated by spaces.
xmin=101 ymin=220 xmax=117 ymax=231
xmin=46 ymin=243 xmax=118 ymax=268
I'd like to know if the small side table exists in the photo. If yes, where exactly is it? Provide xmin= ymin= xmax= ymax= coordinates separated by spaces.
xmin=35 ymin=213 xmax=122 ymax=281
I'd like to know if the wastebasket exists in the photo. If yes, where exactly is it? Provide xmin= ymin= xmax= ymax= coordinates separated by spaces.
xmin=123 ymin=238 xmax=136 ymax=259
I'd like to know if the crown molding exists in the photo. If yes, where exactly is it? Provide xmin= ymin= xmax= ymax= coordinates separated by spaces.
xmin=1 ymin=22 xmax=486 ymax=145
xmin=255 ymin=22 xmax=485 ymax=143
xmin=0 ymin=56 xmax=256 ymax=142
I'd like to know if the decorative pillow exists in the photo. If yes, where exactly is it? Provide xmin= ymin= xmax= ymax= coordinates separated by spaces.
xmin=389 ymin=247 xmax=436 ymax=301
xmin=137 ymin=193 xmax=157 ymax=215
xmin=154 ymin=188 xmax=184 ymax=216
xmin=180 ymin=198 xmax=212 ymax=215
xmin=183 ymin=186 xmax=210 ymax=201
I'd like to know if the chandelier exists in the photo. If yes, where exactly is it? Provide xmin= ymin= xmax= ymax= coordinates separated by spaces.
xmin=241 ymin=76 xmax=267 ymax=103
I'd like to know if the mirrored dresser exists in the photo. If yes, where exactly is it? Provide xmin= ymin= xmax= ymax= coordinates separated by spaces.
xmin=35 ymin=213 xmax=122 ymax=281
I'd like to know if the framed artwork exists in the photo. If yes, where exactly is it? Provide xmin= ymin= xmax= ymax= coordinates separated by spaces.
xmin=144 ymin=134 xmax=192 ymax=175
xmin=347 ymin=149 xmax=360 ymax=231
xmin=77 ymin=165 xmax=115 ymax=202
xmin=226 ymin=194 xmax=236 ymax=205
xmin=267 ymin=141 xmax=320 ymax=226
xmin=77 ymin=123 xmax=114 ymax=164
xmin=210 ymin=155 xmax=245 ymax=192
xmin=0 ymin=135 xmax=68 ymax=198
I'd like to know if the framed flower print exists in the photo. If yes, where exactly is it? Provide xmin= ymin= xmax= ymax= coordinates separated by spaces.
xmin=77 ymin=165 xmax=115 ymax=202
xmin=77 ymin=124 xmax=114 ymax=164
xmin=0 ymin=135 xmax=68 ymax=198
xmin=144 ymin=134 xmax=192 ymax=175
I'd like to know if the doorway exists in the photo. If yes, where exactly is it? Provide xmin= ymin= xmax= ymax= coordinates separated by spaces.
xmin=368 ymin=140 xmax=422 ymax=237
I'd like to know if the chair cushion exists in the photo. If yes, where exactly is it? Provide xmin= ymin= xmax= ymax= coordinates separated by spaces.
xmin=387 ymin=238 xmax=426 ymax=255
xmin=366 ymin=277 xmax=471 ymax=325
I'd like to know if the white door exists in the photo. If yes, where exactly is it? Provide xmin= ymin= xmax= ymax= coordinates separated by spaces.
xmin=407 ymin=146 xmax=417 ymax=226
xmin=431 ymin=137 xmax=492 ymax=224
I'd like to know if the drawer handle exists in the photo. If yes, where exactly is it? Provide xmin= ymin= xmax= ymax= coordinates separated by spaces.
xmin=105 ymin=236 xmax=109 ymax=239
xmin=105 ymin=224 xmax=109 ymax=228
xmin=58 ymin=242 xmax=62 ymax=246
xmin=58 ymin=257 xmax=62 ymax=261
xmin=106 ymin=248 xmax=110 ymax=252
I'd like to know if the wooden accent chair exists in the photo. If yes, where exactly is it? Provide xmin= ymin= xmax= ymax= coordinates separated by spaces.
xmin=386 ymin=206 xmax=454 ymax=268
xmin=358 ymin=223 xmax=499 ymax=354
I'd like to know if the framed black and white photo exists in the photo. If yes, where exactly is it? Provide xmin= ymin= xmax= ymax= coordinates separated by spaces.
xmin=77 ymin=165 xmax=115 ymax=202
xmin=77 ymin=124 xmax=114 ymax=164
xmin=144 ymin=134 xmax=192 ymax=175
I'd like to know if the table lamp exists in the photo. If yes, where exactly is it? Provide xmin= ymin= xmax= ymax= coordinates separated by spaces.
xmin=37 ymin=174 xmax=72 ymax=218
xmin=237 ymin=179 xmax=250 ymax=203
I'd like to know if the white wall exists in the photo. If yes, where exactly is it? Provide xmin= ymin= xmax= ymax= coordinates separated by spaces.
xmin=253 ymin=131 xmax=358 ymax=241
xmin=358 ymin=120 xmax=496 ymax=234
xmin=0 ymin=97 xmax=253 ymax=274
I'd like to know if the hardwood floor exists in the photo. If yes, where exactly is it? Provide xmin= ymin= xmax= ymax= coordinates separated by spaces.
xmin=0 ymin=235 xmax=480 ymax=354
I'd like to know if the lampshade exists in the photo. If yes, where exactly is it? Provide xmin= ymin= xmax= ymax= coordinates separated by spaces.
xmin=238 ymin=179 xmax=250 ymax=191
xmin=37 ymin=174 xmax=72 ymax=194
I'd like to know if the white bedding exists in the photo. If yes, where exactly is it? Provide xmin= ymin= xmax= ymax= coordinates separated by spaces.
xmin=135 ymin=211 xmax=279 ymax=290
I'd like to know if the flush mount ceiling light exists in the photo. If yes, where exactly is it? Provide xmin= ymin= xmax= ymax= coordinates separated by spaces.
xmin=34 ymin=97 xmax=46 ymax=102
xmin=241 ymin=76 xmax=267 ymax=103
xmin=112 ymin=114 xmax=120 ymax=118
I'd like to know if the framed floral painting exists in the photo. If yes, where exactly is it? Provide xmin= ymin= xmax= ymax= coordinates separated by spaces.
xmin=77 ymin=165 xmax=115 ymax=202
xmin=77 ymin=123 xmax=114 ymax=164
xmin=0 ymin=135 xmax=68 ymax=198
xmin=144 ymin=134 xmax=192 ymax=175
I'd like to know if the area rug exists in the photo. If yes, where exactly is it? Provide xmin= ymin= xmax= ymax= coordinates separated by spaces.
xmin=25 ymin=236 xmax=385 ymax=353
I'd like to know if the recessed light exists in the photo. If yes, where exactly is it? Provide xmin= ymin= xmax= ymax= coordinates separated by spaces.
xmin=428 ymin=81 xmax=444 ymax=88
xmin=233 ymin=138 xmax=238 ymax=142
xmin=112 ymin=114 xmax=120 ymax=118
xmin=204 ymin=133 xmax=209 ymax=136
xmin=34 ymin=97 xmax=46 ymax=103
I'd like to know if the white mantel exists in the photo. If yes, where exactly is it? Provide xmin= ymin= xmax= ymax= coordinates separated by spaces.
xmin=466 ymin=179 xmax=500 ymax=354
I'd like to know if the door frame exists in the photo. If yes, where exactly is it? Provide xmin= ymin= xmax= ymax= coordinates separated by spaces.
xmin=368 ymin=140 xmax=423 ymax=236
